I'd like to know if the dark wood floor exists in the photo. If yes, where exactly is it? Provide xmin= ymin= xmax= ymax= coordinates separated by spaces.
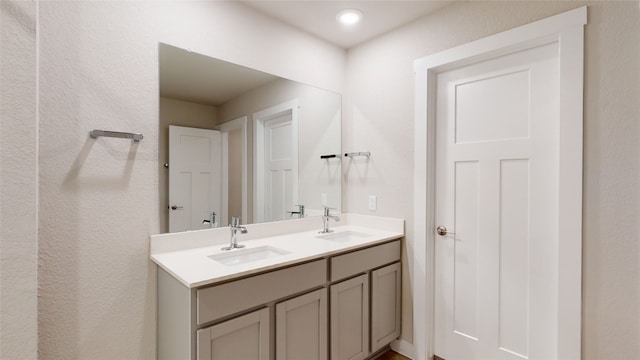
xmin=375 ymin=349 xmax=411 ymax=360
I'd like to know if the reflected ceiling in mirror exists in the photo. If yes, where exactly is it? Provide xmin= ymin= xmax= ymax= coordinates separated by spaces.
xmin=160 ymin=46 xmax=278 ymax=106
xmin=159 ymin=43 xmax=341 ymax=233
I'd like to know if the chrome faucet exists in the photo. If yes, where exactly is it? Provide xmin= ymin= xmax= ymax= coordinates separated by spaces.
xmin=222 ymin=217 xmax=247 ymax=251
xmin=319 ymin=207 xmax=340 ymax=234
xmin=287 ymin=204 xmax=305 ymax=219
xmin=202 ymin=211 xmax=217 ymax=229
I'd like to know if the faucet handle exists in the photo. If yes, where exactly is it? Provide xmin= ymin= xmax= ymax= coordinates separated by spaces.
xmin=230 ymin=217 xmax=241 ymax=227
xmin=322 ymin=206 xmax=335 ymax=216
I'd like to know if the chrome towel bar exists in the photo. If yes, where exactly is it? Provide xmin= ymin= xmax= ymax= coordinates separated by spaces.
xmin=90 ymin=130 xmax=143 ymax=142
xmin=344 ymin=151 xmax=370 ymax=158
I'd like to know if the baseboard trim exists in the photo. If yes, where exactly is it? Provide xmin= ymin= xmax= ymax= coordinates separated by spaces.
xmin=390 ymin=339 xmax=414 ymax=359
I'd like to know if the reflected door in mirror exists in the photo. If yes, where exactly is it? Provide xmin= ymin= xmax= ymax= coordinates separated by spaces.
xmin=255 ymin=100 xmax=299 ymax=223
xmin=169 ymin=125 xmax=226 ymax=232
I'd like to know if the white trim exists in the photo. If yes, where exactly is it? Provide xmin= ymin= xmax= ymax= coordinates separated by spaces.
xmin=390 ymin=339 xmax=415 ymax=359
xmin=413 ymin=66 xmax=433 ymax=360
xmin=221 ymin=131 xmax=229 ymax=227
xmin=217 ymin=116 xmax=248 ymax=223
xmin=413 ymin=6 xmax=587 ymax=72
xmin=413 ymin=6 xmax=586 ymax=360
xmin=556 ymin=24 xmax=585 ymax=360
xmin=253 ymin=99 xmax=300 ymax=223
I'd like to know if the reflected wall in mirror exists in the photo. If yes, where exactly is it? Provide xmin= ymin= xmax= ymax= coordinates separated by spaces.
xmin=159 ymin=43 xmax=342 ymax=233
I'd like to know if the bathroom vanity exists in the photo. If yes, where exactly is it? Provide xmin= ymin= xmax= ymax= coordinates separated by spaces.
xmin=150 ymin=214 xmax=404 ymax=360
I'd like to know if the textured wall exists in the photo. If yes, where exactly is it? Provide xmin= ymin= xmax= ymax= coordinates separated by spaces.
xmin=0 ymin=1 xmax=39 ymax=358
xmin=344 ymin=1 xmax=639 ymax=358
xmin=36 ymin=2 xmax=344 ymax=359
xmin=581 ymin=3 xmax=640 ymax=357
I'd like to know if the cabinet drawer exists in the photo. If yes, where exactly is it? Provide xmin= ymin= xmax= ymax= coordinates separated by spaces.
xmin=197 ymin=259 xmax=326 ymax=325
xmin=330 ymin=240 xmax=400 ymax=282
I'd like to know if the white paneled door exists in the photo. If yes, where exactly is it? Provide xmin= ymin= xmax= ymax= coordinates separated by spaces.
xmin=434 ymin=42 xmax=562 ymax=359
xmin=254 ymin=100 xmax=299 ymax=223
xmin=264 ymin=113 xmax=295 ymax=222
xmin=169 ymin=125 xmax=224 ymax=232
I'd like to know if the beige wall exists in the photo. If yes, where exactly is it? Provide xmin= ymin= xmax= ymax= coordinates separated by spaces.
xmin=34 ymin=2 xmax=344 ymax=359
xmin=344 ymin=1 xmax=639 ymax=358
xmin=0 ymin=1 xmax=38 ymax=358
xmin=159 ymin=97 xmax=218 ymax=232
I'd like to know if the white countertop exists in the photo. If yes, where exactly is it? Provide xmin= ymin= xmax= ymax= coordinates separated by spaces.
xmin=150 ymin=214 xmax=404 ymax=288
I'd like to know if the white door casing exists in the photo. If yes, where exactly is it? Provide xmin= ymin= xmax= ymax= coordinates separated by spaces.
xmin=254 ymin=100 xmax=299 ymax=223
xmin=169 ymin=125 xmax=225 ymax=232
xmin=413 ymin=7 xmax=585 ymax=360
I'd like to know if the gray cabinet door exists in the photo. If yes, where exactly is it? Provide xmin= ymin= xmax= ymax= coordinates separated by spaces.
xmin=371 ymin=262 xmax=401 ymax=352
xmin=330 ymin=274 xmax=369 ymax=360
xmin=276 ymin=288 xmax=328 ymax=360
xmin=197 ymin=307 xmax=270 ymax=360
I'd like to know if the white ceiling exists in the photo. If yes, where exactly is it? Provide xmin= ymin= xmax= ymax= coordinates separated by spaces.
xmin=242 ymin=0 xmax=453 ymax=49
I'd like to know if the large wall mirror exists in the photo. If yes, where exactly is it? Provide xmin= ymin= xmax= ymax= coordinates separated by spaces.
xmin=159 ymin=43 xmax=342 ymax=233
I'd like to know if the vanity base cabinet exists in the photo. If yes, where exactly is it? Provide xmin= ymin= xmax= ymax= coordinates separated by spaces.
xmin=371 ymin=262 xmax=401 ymax=353
xmin=197 ymin=307 xmax=270 ymax=360
xmin=330 ymin=274 xmax=370 ymax=360
xmin=158 ymin=269 xmax=194 ymax=360
xmin=157 ymin=239 xmax=402 ymax=360
xmin=276 ymin=288 xmax=328 ymax=360
xmin=328 ymin=240 xmax=402 ymax=360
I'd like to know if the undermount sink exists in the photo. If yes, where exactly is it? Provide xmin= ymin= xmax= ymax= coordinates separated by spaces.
xmin=316 ymin=230 xmax=371 ymax=243
xmin=208 ymin=246 xmax=290 ymax=266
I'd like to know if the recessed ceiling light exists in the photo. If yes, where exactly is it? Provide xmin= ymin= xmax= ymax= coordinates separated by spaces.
xmin=336 ymin=9 xmax=363 ymax=26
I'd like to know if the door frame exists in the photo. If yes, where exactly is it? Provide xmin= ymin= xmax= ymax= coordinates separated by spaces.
xmin=413 ymin=7 xmax=586 ymax=360
xmin=253 ymin=99 xmax=300 ymax=223
xmin=217 ymin=116 xmax=248 ymax=224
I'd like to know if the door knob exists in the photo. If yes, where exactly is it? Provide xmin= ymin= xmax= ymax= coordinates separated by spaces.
xmin=436 ymin=226 xmax=455 ymax=236
xmin=170 ymin=205 xmax=184 ymax=211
